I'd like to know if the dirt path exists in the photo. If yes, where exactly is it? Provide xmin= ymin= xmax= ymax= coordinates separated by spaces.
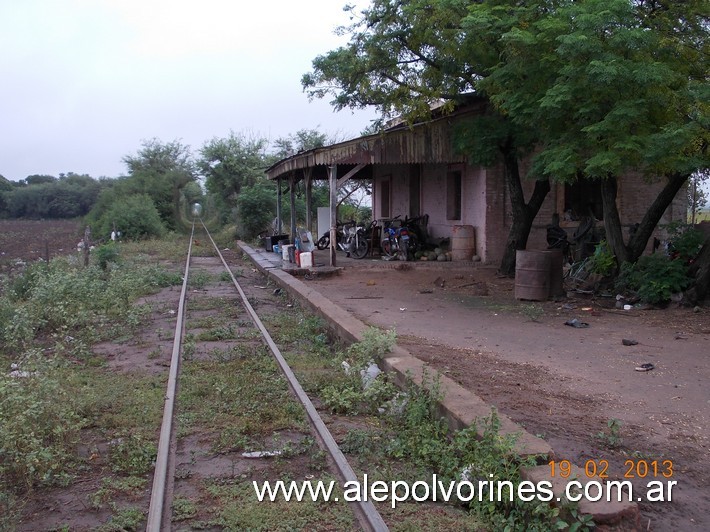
xmin=307 ymin=255 xmax=710 ymax=531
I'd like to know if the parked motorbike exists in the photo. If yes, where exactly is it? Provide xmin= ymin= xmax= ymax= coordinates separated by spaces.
xmin=316 ymin=220 xmax=369 ymax=259
xmin=381 ymin=216 xmax=419 ymax=261
xmin=342 ymin=221 xmax=369 ymax=259
xmin=316 ymin=221 xmax=346 ymax=250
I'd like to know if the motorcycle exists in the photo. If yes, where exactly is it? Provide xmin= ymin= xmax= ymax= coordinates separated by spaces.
xmin=342 ymin=221 xmax=369 ymax=259
xmin=380 ymin=216 xmax=419 ymax=261
xmin=316 ymin=220 xmax=369 ymax=259
xmin=316 ymin=220 xmax=346 ymax=250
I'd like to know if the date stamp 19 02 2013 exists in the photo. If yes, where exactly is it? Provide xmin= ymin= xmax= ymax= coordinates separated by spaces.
xmin=549 ymin=459 xmax=674 ymax=479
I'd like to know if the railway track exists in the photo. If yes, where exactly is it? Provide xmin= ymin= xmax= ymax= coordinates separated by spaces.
xmin=146 ymin=221 xmax=389 ymax=531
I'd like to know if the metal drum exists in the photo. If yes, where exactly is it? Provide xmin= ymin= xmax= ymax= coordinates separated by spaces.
xmin=515 ymin=250 xmax=551 ymax=301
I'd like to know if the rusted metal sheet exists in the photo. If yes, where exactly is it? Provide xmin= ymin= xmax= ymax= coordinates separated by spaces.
xmin=266 ymin=108 xmax=477 ymax=180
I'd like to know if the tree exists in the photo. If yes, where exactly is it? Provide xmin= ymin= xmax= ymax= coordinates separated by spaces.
xmin=199 ymin=132 xmax=271 ymax=198
xmin=303 ymin=0 xmax=553 ymax=274
xmin=122 ymin=139 xmax=197 ymax=229
xmin=272 ymin=128 xmax=329 ymax=159
xmin=479 ymin=0 xmax=708 ymax=267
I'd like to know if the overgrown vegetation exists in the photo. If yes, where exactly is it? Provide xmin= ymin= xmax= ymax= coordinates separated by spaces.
xmin=616 ymin=254 xmax=691 ymax=305
xmin=0 ymin=241 xmax=185 ymax=525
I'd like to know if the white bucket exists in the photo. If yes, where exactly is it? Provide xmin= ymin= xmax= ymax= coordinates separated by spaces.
xmin=282 ymin=245 xmax=293 ymax=261
xmin=300 ymin=252 xmax=313 ymax=268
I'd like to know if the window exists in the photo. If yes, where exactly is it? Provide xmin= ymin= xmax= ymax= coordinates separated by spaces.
xmin=563 ymin=178 xmax=603 ymax=221
xmin=380 ymin=177 xmax=391 ymax=218
xmin=446 ymin=170 xmax=462 ymax=220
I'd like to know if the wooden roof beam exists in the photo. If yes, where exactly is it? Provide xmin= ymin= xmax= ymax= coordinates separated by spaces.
xmin=336 ymin=163 xmax=367 ymax=189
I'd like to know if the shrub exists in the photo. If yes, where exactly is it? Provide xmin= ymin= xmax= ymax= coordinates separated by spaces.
xmin=587 ymin=240 xmax=616 ymax=277
xmin=235 ymin=182 xmax=276 ymax=240
xmin=616 ymin=254 xmax=690 ymax=304
xmin=664 ymin=221 xmax=704 ymax=262
xmin=92 ymin=194 xmax=166 ymax=241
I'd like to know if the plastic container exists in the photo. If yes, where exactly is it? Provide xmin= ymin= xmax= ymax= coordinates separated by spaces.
xmin=273 ymin=244 xmax=280 ymax=254
xmin=300 ymin=252 xmax=313 ymax=268
xmin=295 ymin=248 xmax=301 ymax=267
xmin=282 ymin=245 xmax=293 ymax=261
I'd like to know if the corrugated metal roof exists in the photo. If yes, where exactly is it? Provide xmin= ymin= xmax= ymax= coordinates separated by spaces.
xmin=266 ymin=103 xmax=484 ymax=180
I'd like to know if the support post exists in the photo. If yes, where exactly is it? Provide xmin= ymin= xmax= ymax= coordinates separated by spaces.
xmin=276 ymin=177 xmax=283 ymax=235
xmin=305 ymin=168 xmax=313 ymax=234
xmin=289 ymin=174 xmax=297 ymax=245
xmin=329 ymin=165 xmax=337 ymax=266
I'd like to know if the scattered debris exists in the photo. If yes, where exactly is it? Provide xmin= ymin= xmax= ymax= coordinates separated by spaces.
xmin=399 ymin=307 xmax=407 ymax=312
xmin=418 ymin=288 xmax=434 ymax=294
xmin=564 ymin=318 xmax=589 ymax=328
xmin=635 ymin=363 xmax=655 ymax=372
xmin=8 ymin=363 xmax=36 ymax=378
xmin=272 ymin=288 xmax=282 ymax=295
xmin=366 ymin=279 xmax=377 ymax=286
xmin=242 ymin=450 xmax=282 ymax=458
xmin=622 ymin=339 xmax=639 ymax=346
xmin=360 ymin=362 xmax=382 ymax=389
xmin=433 ymin=276 xmax=445 ymax=288
xmin=674 ymin=333 xmax=688 ymax=340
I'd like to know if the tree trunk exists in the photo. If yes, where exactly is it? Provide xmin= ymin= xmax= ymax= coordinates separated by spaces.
xmin=602 ymin=173 xmax=689 ymax=268
xmin=498 ymin=147 xmax=551 ymax=276
xmin=626 ymin=173 xmax=689 ymax=262
xmin=687 ymin=235 xmax=710 ymax=304
xmin=601 ymin=175 xmax=629 ymax=265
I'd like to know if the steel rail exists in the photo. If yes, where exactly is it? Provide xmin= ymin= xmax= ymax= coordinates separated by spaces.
xmin=146 ymin=222 xmax=195 ymax=531
xmin=200 ymin=221 xmax=389 ymax=532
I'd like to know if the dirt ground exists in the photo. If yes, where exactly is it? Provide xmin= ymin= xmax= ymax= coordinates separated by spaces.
xmin=303 ymin=249 xmax=710 ymax=531
xmin=0 ymin=219 xmax=83 ymax=273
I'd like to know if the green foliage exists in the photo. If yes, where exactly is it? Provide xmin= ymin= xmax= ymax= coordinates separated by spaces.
xmin=94 ymin=242 xmax=120 ymax=271
xmin=96 ymin=505 xmax=145 ymax=532
xmin=0 ymin=355 xmax=83 ymax=495
xmin=3 ymin=173 xmax=103 ymax=219
xmin=0 ymin=255 xmax=182 ymax=351
xmin=91 ymin=194 xmax=166 ymax=240
xmin=596 ymin=419 xmax=623 ymax=449
xmin=108 ymin=433 xmax=157 ymax=476
xmin=345 ymin=326 xmax=396 ymax=367
xmin=616 ymin=254 xmax=691 ymax=304
xmin=235 ymin=180 xmax=277 ymax=239
xmin=587 ymin=240 xmax=616 ymax=277
xmin=665 ymin=221 xmax=704 ymax=262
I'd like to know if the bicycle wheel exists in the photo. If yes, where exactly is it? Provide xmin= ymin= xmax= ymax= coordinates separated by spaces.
xmin=352 ymin=235 xmax=369 ymax=259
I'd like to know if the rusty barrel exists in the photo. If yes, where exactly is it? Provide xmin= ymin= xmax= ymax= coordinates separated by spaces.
xmin=515 ymin=250 xmax=551 ymax=301
xmin=451 ymin=225 xmax=475 ymax=261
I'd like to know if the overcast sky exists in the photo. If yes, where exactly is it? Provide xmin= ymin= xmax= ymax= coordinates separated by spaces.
xmin=0 ymin=0 xmax=377 ymax=182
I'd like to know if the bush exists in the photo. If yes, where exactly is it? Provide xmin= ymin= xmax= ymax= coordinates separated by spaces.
xmin=588 ymin=240 xmax=616 ymax=277
xmin=235 ymin=182 xmax=276 ymax=240
xmin=665 ymin=221 xmax=704 ymax=262
xmin=616 ymin=254 xmax=691 ymax=304
xmin=91 ymin=194 xmax=165 ymax=241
